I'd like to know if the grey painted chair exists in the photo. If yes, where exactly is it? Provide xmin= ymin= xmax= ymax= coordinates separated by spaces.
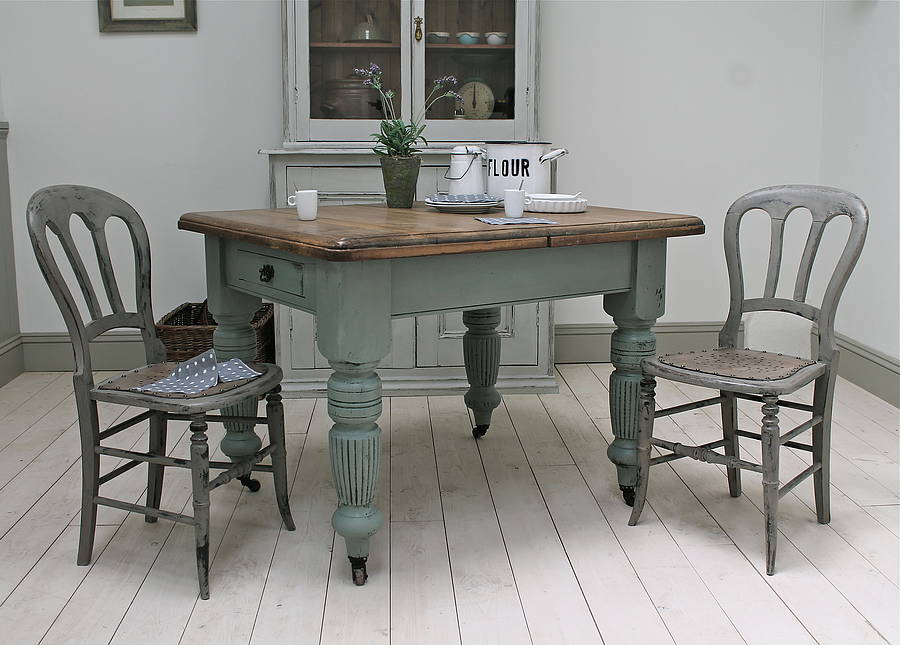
xmin=27 ymin=185 xmax=296 ymax=599
xmin=628 ymin=185 xmax=868 ymax=575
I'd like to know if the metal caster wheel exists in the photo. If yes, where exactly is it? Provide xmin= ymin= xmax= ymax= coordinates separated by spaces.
xmin=472 ymin=424 xmax=489 ymax=439
xmin=239 ymin=475 xmax=261 ymax=492
xmin=620 ymin=485 xmax=635 ymax=507
xmin=349 ymin=556 xmax=368 ymax=586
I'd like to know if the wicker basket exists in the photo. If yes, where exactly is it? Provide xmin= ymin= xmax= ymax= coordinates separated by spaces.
xmin=156 ymin=301 xmax=275 ymax=363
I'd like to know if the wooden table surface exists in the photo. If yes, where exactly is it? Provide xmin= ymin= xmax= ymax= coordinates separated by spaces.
xmin=179 ymin=203 xmax=704 ymax=261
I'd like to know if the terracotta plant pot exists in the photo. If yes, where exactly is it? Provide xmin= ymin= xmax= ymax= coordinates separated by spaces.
xmin=380 ymin=155 xmax=421 ymax=208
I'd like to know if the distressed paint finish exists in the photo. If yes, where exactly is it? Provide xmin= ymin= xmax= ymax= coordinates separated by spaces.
xmin=627 ymin=186 xmax=869 ymax=575
xmin=184 ymin=203 xmax=705 ymax=581
xmin=205 ymin=236 xmax=265 ymax=463
xmin=315 ymin=260 xmax=393 ymax=584
xmin=189 ymin=417 xmax=211 ymax=600
xmin=27 ymin=185 xmax=296 ymax=599
xmin=463 ymin=308 xmax=502 ymax=437
xmin=603 ymin=238 xmax=667 ymax=501
xmin=760 ymin=395 xmax=780 ymax=576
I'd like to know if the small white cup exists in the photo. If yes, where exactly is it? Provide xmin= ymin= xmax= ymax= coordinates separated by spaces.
xmin=287 ymin=189 xmax=318 ymax=221
xmin=503 ymin=189 xmax=526 ymax=218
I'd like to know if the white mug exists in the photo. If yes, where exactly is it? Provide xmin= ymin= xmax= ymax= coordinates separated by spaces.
xmin=503 ymin=188 xmax=526 ymax=218
xmin=287 ymin=189 xmax=318 ymax=221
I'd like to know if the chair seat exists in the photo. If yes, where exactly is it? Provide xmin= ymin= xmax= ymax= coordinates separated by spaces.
xmin=92 ymin=362 xmax=283 ymax=414
xmin=643 ymin=348 xmax=827 ymax=395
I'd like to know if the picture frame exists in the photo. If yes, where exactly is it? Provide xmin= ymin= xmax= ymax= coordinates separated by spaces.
xmin=98 ymin=0 xmax=197 ymax=33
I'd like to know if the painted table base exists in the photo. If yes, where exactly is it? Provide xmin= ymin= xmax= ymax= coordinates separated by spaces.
xmin=203 ymin=237 xmax=669 ymax=583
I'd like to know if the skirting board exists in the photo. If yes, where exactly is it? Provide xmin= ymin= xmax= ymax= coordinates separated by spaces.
xmin=0 ymin=334 xmax=24 ymax=388
xmin=8 ymin=324 xmax=899 ymax=407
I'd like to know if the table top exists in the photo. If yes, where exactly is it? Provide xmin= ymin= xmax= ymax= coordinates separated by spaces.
xmin=179 ymin=203 xmax=704 ymax=261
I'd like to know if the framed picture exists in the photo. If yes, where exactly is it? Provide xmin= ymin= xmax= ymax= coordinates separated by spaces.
xmin=98 ymin=0 xmax=197 ymax=33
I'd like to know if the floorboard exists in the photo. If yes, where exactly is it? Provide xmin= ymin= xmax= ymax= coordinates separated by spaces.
xmin=0 ymin=366 xmax=895 ymax=645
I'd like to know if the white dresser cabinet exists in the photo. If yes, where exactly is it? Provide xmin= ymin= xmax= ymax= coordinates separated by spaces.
xmin=264 ymin=0 xmax=554 ymax=395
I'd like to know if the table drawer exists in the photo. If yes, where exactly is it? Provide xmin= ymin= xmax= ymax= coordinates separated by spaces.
xmin=225 ymin=244 xmax=310 ymax=309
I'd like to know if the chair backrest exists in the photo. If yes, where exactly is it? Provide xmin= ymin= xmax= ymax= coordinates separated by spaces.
xmin=719 ymin=185 xmax=868 ymax=363
xmin=27 ymin=185 xmax=166 ymax=389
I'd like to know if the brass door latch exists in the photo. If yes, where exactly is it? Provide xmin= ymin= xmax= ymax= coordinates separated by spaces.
xmin=414 ymin=16 xmax=423 ymax=41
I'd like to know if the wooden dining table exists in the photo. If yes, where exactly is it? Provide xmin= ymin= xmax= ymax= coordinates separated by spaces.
xmin=179 ymin=202 xmax=704 ymax=584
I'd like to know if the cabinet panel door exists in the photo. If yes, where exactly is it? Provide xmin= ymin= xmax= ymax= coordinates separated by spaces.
xmin=284 ymin=307 xmax=414 ymax=370
xmin=415 ymin=303 xmax=539 ymax=367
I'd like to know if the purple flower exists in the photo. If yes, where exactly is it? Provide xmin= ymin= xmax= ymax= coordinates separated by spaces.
xmin=446 ymin=90 xmax=463 ymax=101
xmin=433 ymin=75 xmax=458 ymax=87
xmin=362 ymin=78 xmax=373 ymax=86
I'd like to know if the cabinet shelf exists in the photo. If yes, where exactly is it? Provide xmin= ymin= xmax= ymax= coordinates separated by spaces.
xmin=425 ymin=43 xmax=514 ymax=51
xmin=310 ymin=41 xmax=400 ymax=49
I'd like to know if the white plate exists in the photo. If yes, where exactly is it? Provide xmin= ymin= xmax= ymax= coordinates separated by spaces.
xmin=425 ymin=202 xmax=502 ymax=214
xmin=524 ymin=198 xmax=588 ymax=213
xmin=425 ymin=193 xmax=502 ymax=204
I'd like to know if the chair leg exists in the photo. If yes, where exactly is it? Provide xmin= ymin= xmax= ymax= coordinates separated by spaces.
xmin=760 ymin=395 xmax=781 ymax=575
xmin=267 ymin=387 xmax=296 ymax=531
xmin=145 ymin=412 xmax=167 ymax=523
xmin=189 ymin=417 xmax=211 ymax=600
xmin=628 ymin=377 xmax=656 ymax=526
xmin=77 ymin=398 xmax=100 ymax=566
xmin=812 ymin=365 xmax=837 ymax=524
xmin=721 ymin=391 xmax=742 ymax=497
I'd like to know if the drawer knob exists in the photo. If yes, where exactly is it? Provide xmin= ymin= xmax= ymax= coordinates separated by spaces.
xmin=259 ymin=264 xmax=275 ymax=283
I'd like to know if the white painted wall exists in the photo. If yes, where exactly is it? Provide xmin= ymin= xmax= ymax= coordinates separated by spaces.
xmin=1 ymin=0 xmax=897 ymax=361
xmin=0 ymin=0 xmax=282 ymax=332
xmin=819 ymin=1 xmax=899 ymax=359
xmin=540 ymin=0 xmax=898 ymax=362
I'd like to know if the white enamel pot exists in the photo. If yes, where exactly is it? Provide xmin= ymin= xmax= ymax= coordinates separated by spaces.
xmin=484 ymin=142 xmax=568 ymax=195
xmin=445 ymin=145 xmax=486 ymax=195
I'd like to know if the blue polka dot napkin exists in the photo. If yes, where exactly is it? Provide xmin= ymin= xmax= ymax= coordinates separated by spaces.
xmin=136 ymin=349 xmax=262 ymax=395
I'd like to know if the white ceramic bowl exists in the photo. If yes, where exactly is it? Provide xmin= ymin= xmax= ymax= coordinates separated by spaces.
xmin=524 ymin=198 xmax=588 ymax=213
xmin=485 ymin=32 xmax=508 ymax=45
xmin=527 ymin=193 xmax=581 ymax=201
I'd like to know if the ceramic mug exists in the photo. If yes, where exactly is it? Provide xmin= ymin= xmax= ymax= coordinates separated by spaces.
xmin=503 ymin=188 xmax=526 ymax=218
xmin=288 ymin=189 xmax=318 ymax=220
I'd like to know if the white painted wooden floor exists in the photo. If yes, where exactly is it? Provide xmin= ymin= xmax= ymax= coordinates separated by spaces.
xmin=0 ymin=365 xmax=897 ymax=645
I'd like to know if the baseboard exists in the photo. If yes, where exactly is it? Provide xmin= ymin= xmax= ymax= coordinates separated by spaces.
xmin=832 ymin=333 xmax=900 ymax=408
xmin=0 ymin=334 xmax=24 ymax=387
xmin=21 ymin=331 xmax=146 ymax=372
xmin=554 ymin=322 xmax=899 ymax=407
xmin=16 ymin=326 xmax=898 ymax=407
xmin=554 ymin=322 xmax=730 ymax=363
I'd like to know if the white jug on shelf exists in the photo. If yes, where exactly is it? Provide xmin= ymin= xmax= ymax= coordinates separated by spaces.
xmin=446 ymin=145 xmax=486 ymax=195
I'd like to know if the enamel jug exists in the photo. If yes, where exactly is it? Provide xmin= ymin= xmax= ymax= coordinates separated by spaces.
xmin=446 ymin=145 xmax=486 ymax=195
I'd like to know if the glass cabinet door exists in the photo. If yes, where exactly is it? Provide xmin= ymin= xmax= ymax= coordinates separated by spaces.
xmin=287 ymin=0 xmax=533 ymax=142
xmin=414 ymin=0 xmax=530 ymax=141
xmin=299 ymin=0 xmax=412 ymax=140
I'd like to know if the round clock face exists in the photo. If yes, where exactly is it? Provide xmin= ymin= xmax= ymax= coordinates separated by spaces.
xmin=458 ymin=81 xmax=495 ymax=120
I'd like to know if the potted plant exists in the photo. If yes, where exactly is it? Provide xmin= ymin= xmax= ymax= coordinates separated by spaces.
xmin=354 ymin=63 xmax=461 ymax=208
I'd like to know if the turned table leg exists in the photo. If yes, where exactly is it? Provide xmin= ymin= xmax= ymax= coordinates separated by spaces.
xmin=315 ymin=260 xmax=392 ymax=584
xmin=603 ymin=239 xmax=667 ymax=505
xmin=463 ymin=307 xmax=502 ymax=438
xmin=205 ymin=237 xmax=264 ymax=491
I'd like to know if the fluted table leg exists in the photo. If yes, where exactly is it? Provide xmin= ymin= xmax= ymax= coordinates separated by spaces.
xmin=315 ymin=260 xmax=392 ymax=584
xmin=327 ymin=360 xmax=384 ymax=585
xmin=463 ymin=307 xmax=502 ymax=438
xmin=604 ymin=239 xmax=667 ymax=505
